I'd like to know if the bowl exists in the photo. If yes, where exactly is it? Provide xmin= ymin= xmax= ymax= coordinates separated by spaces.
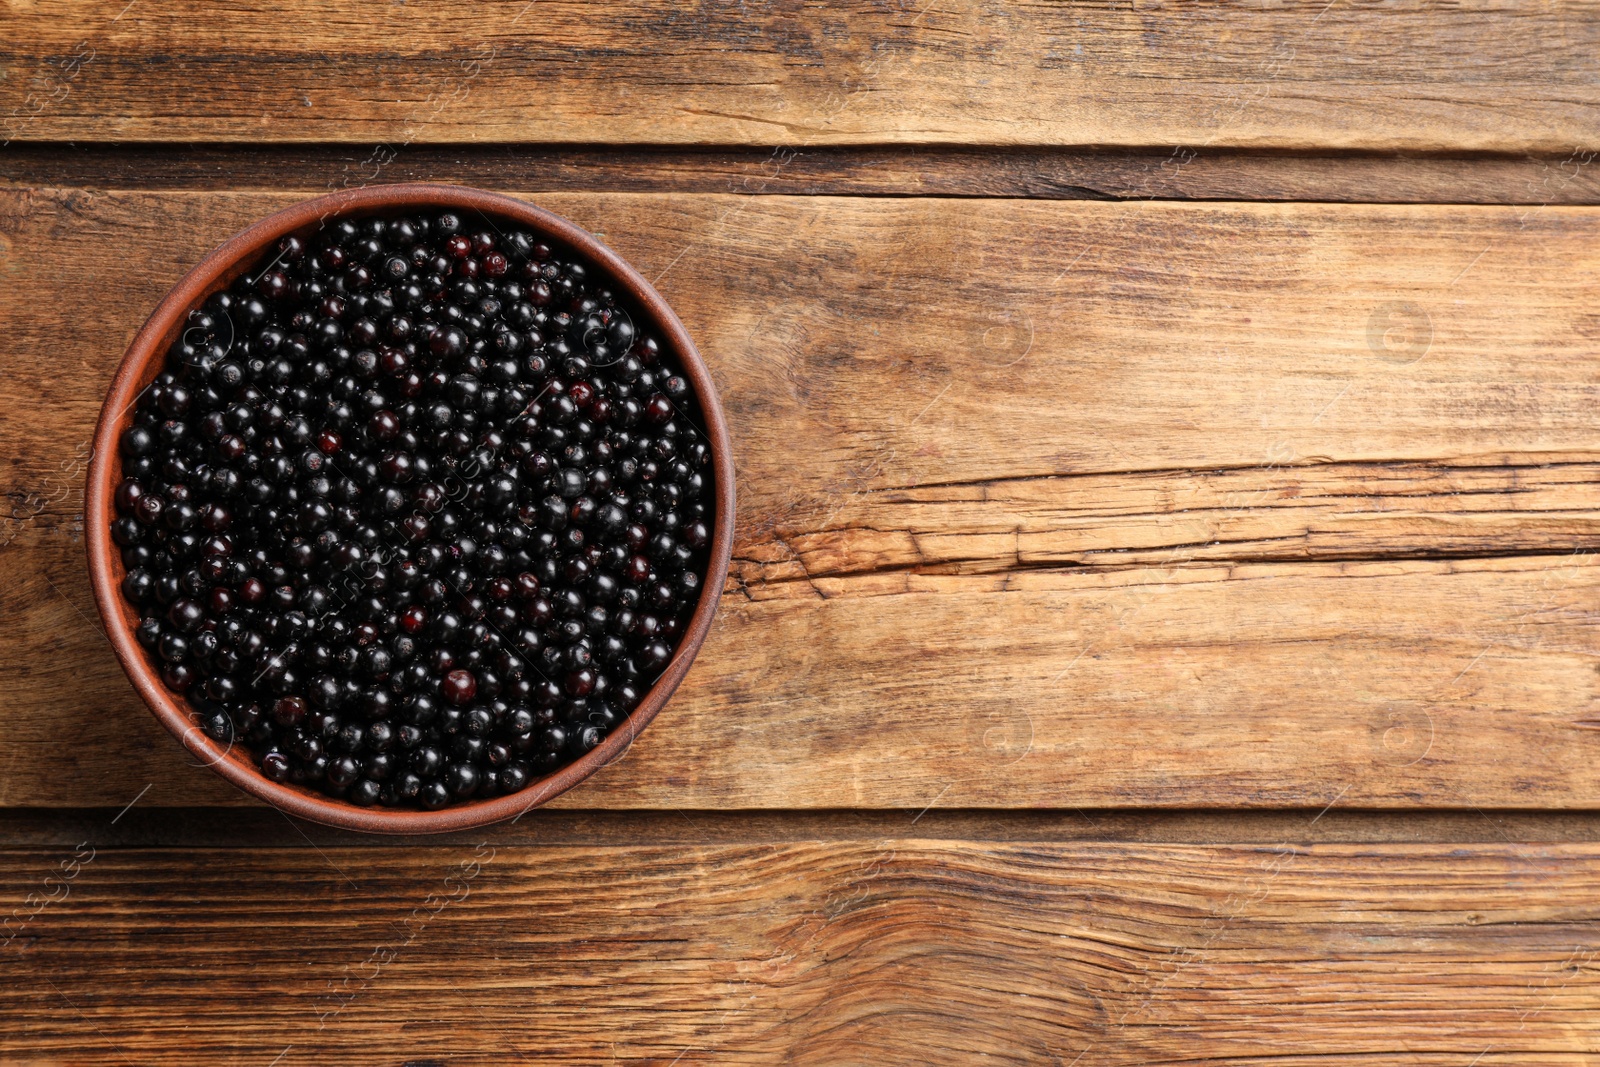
xmin=85 ymin=183 xmax=734 ymax=833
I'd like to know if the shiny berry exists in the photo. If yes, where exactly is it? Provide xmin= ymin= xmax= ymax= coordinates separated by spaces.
xmin=441 ymin=669 xmax=477 ymax=706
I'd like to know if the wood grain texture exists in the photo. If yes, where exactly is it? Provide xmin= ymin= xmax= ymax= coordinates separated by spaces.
xmin=9 ymin=145 xmax=1600 ymax=206
xmin=4 ymin=1 xmax=1600 ymax=151
xmin=15 ymin=536 xmax=1600 ymax=809
xmin=3 ymin=840 xmax=1599 ymax=1064
xmin=5 ymin=189 xmax=1600 ymax=810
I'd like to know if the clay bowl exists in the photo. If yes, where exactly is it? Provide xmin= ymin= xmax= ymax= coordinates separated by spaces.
xmin=85 ymin=183 xmax=734 ymax=834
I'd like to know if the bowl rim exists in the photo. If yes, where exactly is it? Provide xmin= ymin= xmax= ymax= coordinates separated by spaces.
xmin=84 ymin=182 xmax=735 ymax=834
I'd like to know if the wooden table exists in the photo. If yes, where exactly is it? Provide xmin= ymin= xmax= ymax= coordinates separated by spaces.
xmin=4 ymin=4 xmax=1600 ymax=1062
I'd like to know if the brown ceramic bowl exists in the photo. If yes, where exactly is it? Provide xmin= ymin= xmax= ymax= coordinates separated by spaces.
xmin=85 ymin=183 xmax=734 ymax=834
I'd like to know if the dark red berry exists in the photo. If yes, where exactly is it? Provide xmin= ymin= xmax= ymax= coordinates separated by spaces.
xmin=442 ymin=669 xmax=477 ymax=706
xmin=369 ymin=410 xmax=401 ymax=441
xmin=261 ymin=751 xmax=291 ymax=781
xmin=273 ymin=696 xmax=307 ymax=727
xmin=115 ymin=478 xmax=144 ymax=513
xmin=258 ymin=271 xmax=289 ymax=300
xmin=430 ymin=325 xmax=467 ymax=359
xmin=162 ymin=662 xmax=194 ymax=691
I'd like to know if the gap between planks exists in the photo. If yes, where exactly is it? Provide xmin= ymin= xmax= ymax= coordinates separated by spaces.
xmin=4 ymin=144 xmax=1600 ymax=206
xmin=3 ymin=807 xmax=1600 ymax=849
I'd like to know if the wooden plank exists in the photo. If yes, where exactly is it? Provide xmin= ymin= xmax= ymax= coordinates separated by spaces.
xmin=3 ymin=840 xmax=1599 ymax=1063
xmin=8 ymin=190 xmax=1600 ymax=540
xmin=9 ymin=145 xmax=1600 ymax=207
xmin=5 ymin=190 xmax=1600 ymax=810
xmin=3 ymin=2 xmax=1600 ymax=151
xmin=16 ymin=540 xmax=1600 ymax=809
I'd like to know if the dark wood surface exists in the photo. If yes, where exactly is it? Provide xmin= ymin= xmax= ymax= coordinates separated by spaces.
xmin=5 ymin=1 xmax=1599 ymax=150
xmin=3 ymin=5 xmax=1600 ymax=1063
xmin=7 ymin=833 xmax=1600 ymax=1065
